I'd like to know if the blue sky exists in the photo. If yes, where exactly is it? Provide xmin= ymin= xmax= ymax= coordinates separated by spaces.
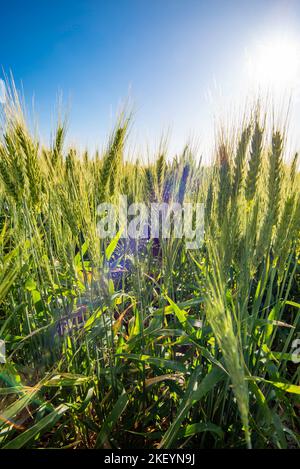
xmin=1 ymin=0 xmax=300 ymax=158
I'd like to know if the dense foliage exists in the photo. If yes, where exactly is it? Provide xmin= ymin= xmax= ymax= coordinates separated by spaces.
xmin=0 ymin=91 xmax=299 ymax=448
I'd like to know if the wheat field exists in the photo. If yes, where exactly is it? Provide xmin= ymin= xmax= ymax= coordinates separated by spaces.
xmin=0 ymin=86 xmax=299 ymax=449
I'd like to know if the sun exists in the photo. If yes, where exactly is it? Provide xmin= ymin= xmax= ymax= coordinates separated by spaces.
xmin=245 ymin=34 xmax=300 ymax=92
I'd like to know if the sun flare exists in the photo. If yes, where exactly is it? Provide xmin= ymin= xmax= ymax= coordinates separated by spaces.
xmin=246 ymin=34 xmax=300 ymax=92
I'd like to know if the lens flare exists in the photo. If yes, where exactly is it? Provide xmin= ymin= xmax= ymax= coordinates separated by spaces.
xmin=246 ymin=34 xmax=300 ymax=92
